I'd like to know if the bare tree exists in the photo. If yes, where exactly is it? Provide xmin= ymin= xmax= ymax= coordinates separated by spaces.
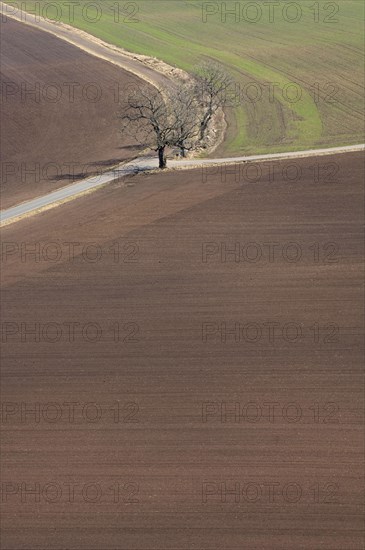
xmin=119 ymin=65 xmax=231 ymax=168
xmin=119 ymin=86 xmax=173 ymax=168
xmin=120 ymin=85 xmax=200 ymax=168
xmin=170 ymin=87 xmax=200 ymax=157
xmin=194 ymin=61 xmax=233 ymax=141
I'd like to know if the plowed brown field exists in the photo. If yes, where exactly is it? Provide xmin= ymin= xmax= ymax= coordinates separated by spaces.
xmin=1 ymin=152 xmax=363 ymax=549
xmin=0 ymin=18 xmax=145 ymax=209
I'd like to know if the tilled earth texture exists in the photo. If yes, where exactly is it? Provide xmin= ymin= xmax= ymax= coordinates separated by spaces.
xmin=1 ymin=152 xmax=364 ymax=549
xmin=0 ymin=18 xmax=146 ymax=209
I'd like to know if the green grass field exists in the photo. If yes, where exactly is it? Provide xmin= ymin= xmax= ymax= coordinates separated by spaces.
xmin=8 ymin=0 xmax=364 ymax=156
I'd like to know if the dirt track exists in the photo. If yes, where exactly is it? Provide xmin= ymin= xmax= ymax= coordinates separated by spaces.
xmin=1 ymin=152 xmax=363 ymax=549
xmin=0 ymin=18 xmax=148 ymax=209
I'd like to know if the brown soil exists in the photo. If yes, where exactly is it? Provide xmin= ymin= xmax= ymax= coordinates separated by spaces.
xmin=0 ymin=18 xmax=147 ymax=209
xmin=0 ymin=152 xmax=364 ymax=549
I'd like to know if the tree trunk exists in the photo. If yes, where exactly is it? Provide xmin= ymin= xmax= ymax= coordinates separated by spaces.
xmin=200 ymin=118 xmax=209 ymax=140
xmin=158 ymin=146 xmax=166 ymax=169
xmin=200 ymin=123 xmax=205 ymax=141
xmin=200 ymin=106 xmax=213 ymax=140
xmin=180 ymin=146 xmax=186 ymax=158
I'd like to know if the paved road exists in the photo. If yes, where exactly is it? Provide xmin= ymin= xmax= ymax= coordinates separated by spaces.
xmin=1 ymin=145 xmax=364 ymax=226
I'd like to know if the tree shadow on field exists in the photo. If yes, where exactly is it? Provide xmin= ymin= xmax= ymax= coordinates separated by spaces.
xmin=89 ymin=158 xmax=124 ymax=167
xmin=52 ymin=172 xmax=90 ymax=182
xmin=117 ymin=144 xmax=146 ymax=152
xmin=50 ymin=145 xmax=146 ymax=182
